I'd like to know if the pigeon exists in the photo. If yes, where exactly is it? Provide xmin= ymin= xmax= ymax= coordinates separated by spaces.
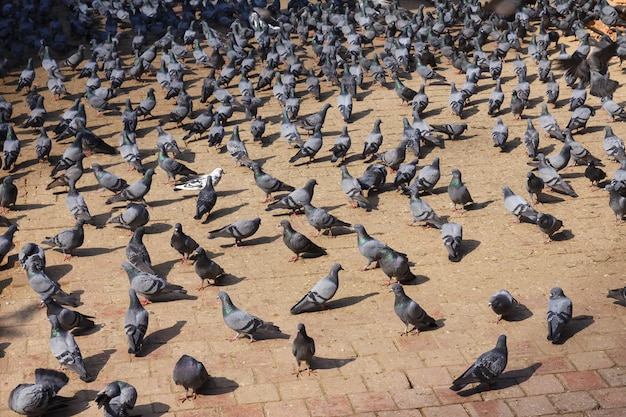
xmin=266 ymin=178 xmax=317 ymax=214
xmin=173 ymin=355 xmax=211 ymax=402
xmin=491 ymin=118 xmax=508 ymax=151
xmin=94 ymin=381 xmax=137 ymax=417
xmin=303 ymin=203 xmax=350 ymax=237
xmin=564 ymin=130 xmax=602 ymax=166
xmin=18 ymin=242 xmax=46 ymax=270
xmin=394 ymin=159 xmax=419 ymax=189
xmin=289 ymin=127 xmax=323 ymax=164
xmin=536 ymin=154 xmax=577 ymax=197
xmin=119 ymin=131 xmax=145 ymax=173
xmin=523 ymin=119 xmax=540 ymax=158
xmin=121 ymin=98 xmax=138 ymax=133
xmin=190 ymin=247 xmax=225 ymax=289
xmin=390 ymin=283 xmax=438 ymax=335
xmin=16 ymin=58 xmax=36 ymax=92
xmin=296 ymin=103 xmax=332 ymax=133
xmin=194 ymin=177 xmax=217 ymax=221
xmin=538 ymin=103 xmax=563 ymax=140
xmin=279 ymin=219 xmax=327 ymax=262
xmin=337 ymin=83 xmax=353 ymax=122
xmin=292 ymin=323 xmax=316 ymax=377
xmin=136 ymin=88 xmax=157 ymax=119
xmin=441 ymin=222 xmax=463 ymax=262
xmin=584 ymin=161 xmax=606 ymax=188
xmin=208 ymin=217 xmax=261 ymax=247
xmin=45 ymin=299 xmax=95 ymax=333
xmin=126 ymin=226 xmax=154 ymax=275
xmin=280 ymin=109 xmax=303 ymax=148
xmin=156 ymin=126 xmax=182 ymax=158
xmin=305 ymin=67 xmax=321 ymax=100
xmin=531 ymin=197 xmax=556 ymax=232
xmin=48 ymin=315 xmax=94 ymax=382
xmin=393 ymin=76 xmax=417 ymax=105
xmin=448 ymin=82 xmax=465 ymax=118
xmin=41 ymin=219 xmax=85 ymax=261
xmin=448 ymin=169 xmax=473 ymax=213
xmin=488 ymin=290 xmax=518 ymax=323
xmin=106 ymin=169 xmax=155 ymax=206
xmin=24 ymin=255 xmax=76 ymax=307
xmin=109 ymin=203 xmax=150 ymax=231
xmin=23 ymin=95 xmax=46 ymax=129
xmin=290 ymin=263 xmax=342 ymax=314
xmin=170 ymin=223 xmax=199 ymax=263
xmin=122 ymin=262 xmax=187 ymax=304
xmin=157 ymin=147 xmax=197 ymax=185
xmin=182 ymin=105 xmax=214 ymax=142
xmin=8 ymin=368 xmax=69 ymax=416
xmin=450 ymin=335 xmax=508 ymax=391
xmin=124 ymin=288 xmax=149 ymax=356
xmin=603 ymin=126 xmax=626 ymax=161
xmin=35 ymin=126 xmax=53 ymax=162
xmin=340 ymin=165 xmax=369 ymax=209
xmin=217 ymin=290 xmax=281 ymax=342
xmin=376 ymin=138 xmax=408 ymax=172
xmin=357 ymin=164 xmax=387 ymax=192
xmin=566 ymin=105 xmax=595 ymax=133
xmin=46 ymin=153 xmax=85 ymax=191
xmin=173 ymin=169 xmax=224 ymax=192
xmin=250 ymin=115 xmax=266 ymax=144
xmin=250 ymin=162 xmax=294 ymax=203
xmin=416 ymin=57 xmax=446 ymax=84
xmin=502 ymin=185 xmax=538 ymax=223
xmin=547 ymin=287 xmax=573 ymax=344
xmin=92 ymin=163 xmax=128 ymax=194
xmin=362 ymin=118 xmax=383 ymax=160
xmin=545 ymin=71 xmax=560 ymax=106
xmin=0 ymin=223 xmax=17 ymax=265
xmin=526 ymin=172 xmax=545 ymax=205
xmin=430 ymin=123 xmax=468 ymax=141
xmin=605 ymin=183 xmax=626 ymax=224
xmin=378 ymin=246 xmax=416 ymax=285
xmin=487 ymin=78 xmax=504 ymax=116
xmin=601 ymin=96 xmax=626 ymax=121
xmin=51 ymin=137 xmax=83 ymax=177
xmin=607 ymin=287 xmax=626 ymax=303
xmin=408 ymin=188 xmax=446 ymax=229
xmin=411 ymin=157 xmax=441 ymax=195
xmin=0 ymin=175 xmax=17 ymax=214
xmin=3 ymin=125 xmax=20 ymax=171
xmin=65 ymin=180 xmax=93 ymax=225
xmin=353 ymin=223 xmax=392 ymax=270
xmin=329 ymin=126 xmax=351 ymax=163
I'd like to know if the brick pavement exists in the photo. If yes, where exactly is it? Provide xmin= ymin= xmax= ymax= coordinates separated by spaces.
xmin=1 ymin=0 xmax=626 ymax=416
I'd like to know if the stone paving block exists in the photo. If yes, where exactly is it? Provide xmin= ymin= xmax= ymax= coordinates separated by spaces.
xmin=589 ymin=386 xmax=626 ymax=409
xmin=263 ymin=399 xmax=311 ymax=417
xmin=465 ymin=399 xmax=515 ymax=417
xmin=376 ymin=350 xmax=425 ymax=371
xmin=362 ymin=370 xmax=411 ymax=391
xmin=535 ymin=356 xmax=577 ymax=374
xmin=392 ymin=388 xmax=440 ymax=409
xmin=234 ymin=382 xmax=280 ymax=404
xmin=376 ymin=410 xmax=424 ymax=417
xmin=348 ymin=391 xmax=397 ymax=413
xmin=586 ymin=410 xmax=626 ymax=417
xmin=420 ymin=348 xmax=467 ymax=367
xmin=306 ymin=395 xmax=354 ymax=417
xmin=406 ymin=367 xmax=454 ymax=389
xmin=597 ymin=367 xmax=626 ymax=387
xmin=506 ymin=395 xmax=558 ymax=416
xmin=421 ymin=404 xmax=471 ymax=417
xmin=605 ymin=348 xmax=626 ymax=366
xmin=278 ymin=377 xmax=323 ymax=400
xmin=558 ymin=370 xmax=608 ymax=391
xmin=568 ymin=351 xmax=615 ymax=371
xmin=221 ymin=403 xmax=265 ymax=417
xmin=548 ymin=391 xmax=598 ymax=413
xmin=319 ymin=375 xmax=368 ymax=396
xmin=518 ymin=374 xmax=565 ymax=396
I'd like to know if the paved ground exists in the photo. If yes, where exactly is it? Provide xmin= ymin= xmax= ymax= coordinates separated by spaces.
xmin=1 ymin=1 xmax=626 ymax=416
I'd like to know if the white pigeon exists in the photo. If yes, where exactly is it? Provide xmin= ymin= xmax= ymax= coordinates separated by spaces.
xmin=174 ymin=168 xmax=224 ymax=191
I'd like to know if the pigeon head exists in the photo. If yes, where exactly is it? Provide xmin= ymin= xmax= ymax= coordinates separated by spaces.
xmin=389 ymin=283 xmax=405 ymax=295
xmin=549 ymin=287 xmax=565 ymax=299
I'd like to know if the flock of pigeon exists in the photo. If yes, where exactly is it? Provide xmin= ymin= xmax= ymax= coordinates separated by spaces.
xmin=2 ymin=0 xmax=626 ymax=414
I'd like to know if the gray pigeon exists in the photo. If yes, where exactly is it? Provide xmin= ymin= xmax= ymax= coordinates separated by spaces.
xmin=94 ymin=381 xmax=137 ymax=417
xmin=491 ymin=118 xmax=508 ymax=150
xmin=502 ymin=185 xmax=538 ymax=223
xmin=109 ymin=203 xmax=150 ymax=231
xmin=394 ymin=159 xmax=419 ymax=189
xmin=603 ymin=126 xmax=625 ymax=161
xmin=441 ymin=222 xmax=463 ymax=262
xmin=0 ymin=175 xmax=17 ymax=214
xmin=409 ymin=189 xmax=446 ymax=229
xmin=190 ymin=247 xmax=225 ymax=289
xmin=606 ymin=183 xmax=626 ymax=224
xmin=226 ymin=125 xmax=253 ymax=167
xmin=217 ymin=290 xmax=281 ymax=342
xmin=411 ymin=157 xmax=441 ymax=195
xmin=340 ymin=165 xmax=369 ymax=209
xmin=9 ymin=368 xmax=69 ymax=416
xmin=362 ymin=119 xmax=383 ymax=160
xmin=157 ymin=147 xmax=197 ymax=185
xmin=524 ymin=118 xmax=540 ymax=158
xmin=250 ymin=162 xmax=295 ymax=203
xmin=0 ymin=223 xmax=17 ymax=265
xmin=46 ymin=154 xmax=85 ymax=191
xmin=448 ymin=169 xmax=473 ymax=213
xmin=378 ymin=245 xmax=416 ymax=285
xmin=41 ymin=219 xmax=85 ymax=260
xmin=124 ymin=288 xmax=149 ymax=355
xmin=35 ymin=126 xmax=52 ymax=162
xmin=105 ymin=169 xmax=155 ymax=205
xmin=279 ymin=219 xmax=327 ymax=262
xmin=289 ymin=127 xmax=323 ymax=164
xmin=194 ymin=177 xmax=217 ymax=221
xmin=292 ymin=323 xmax=316 ymax=376
xmin=536 ymin=154 xmax=578 ymax=197
xmin=208 ymin=217 xmax=261 ymax=247
xmin=119 ymin=131 xmax=145 ymax=173
xmin=170 ymin=223 xmax=199 ymax=262
xmin=267 ymin=178 xmax=317 ymax=214
xmin=295 ymin=103 xmax=332 ymax=133
xmin=65 ymin=179 xmax=93 ymax=225
xmin=49 ymin=315 xmax=94 ymax=382
xmin=537 ymin=212 xmax=563 ymax=242
xmin=450 ymin=335 xmax=508 ymax=391
xmin=607 ymin=287 xmax=626 ymax=303
xmin=303 ymin=203 xmax=351 ymax=237
xmin=329 ymin=126 xmax=351 ymax=163
xmin=3 ymin=125 xmax=20 ymax=171
xmin=24 ymin=255 xmax=76 ymax=307
xmin=353 ymin=223 xmax=391 ymax=270
xmin=525 ymin=172 xmax=545 ymax=205
xmin=547 ymin=287 xmax=573 ymax=344
xmin=376 ymin=138 xmax=408 ymax=172
xmin=51 ymin=136 xmax=83 ymax=177
xmin=488 ymin=290 xmax=518 ymax=323
xmin=18 ymin=242 xmax=46 ymax=270
xmin=488 ymin=78 xmax=504 ymax=116
xmin=539 ymin=103 xmax=564 ymax=140
xmin=390 ymin=283 xmax=438 ymax=335
xmin=122 ymin=262 xmax=187 ymax=304
xmin=92 ymin=164 xmax=128 ymax=194
xmin=126 ymin=226 xmax=154 ymax=274
xmin=45 ymin=299 xmax=95 ymax=332
xmin=156 ymin=125 xmax=182 ymax=157
xmin=529 ymin=143 xmax=571 ymax=172
xmin=290 ymin=263 xmax=342 ymax=314
xmin=173 ymin=355 xmax=211 ymax=402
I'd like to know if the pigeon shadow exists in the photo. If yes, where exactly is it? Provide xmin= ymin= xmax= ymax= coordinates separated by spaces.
xmin=505 ymin=302 xmax=534 ymax=322
xmin=146 ymin=222 xmax=173 ymax=234
xmin=235 ymin=234 xmax=281 ymax=247
xmin=132 ymin=403 xmax=170 ymax=416
xmin=72 ymin=323 xmax=104 ymax=337
xmin=537 ymin=143 xmax=556 ymax=155
xmin=207 ymin=203 xmax=248 ymax=221
xmin=0 ymin=341 xmax=9 ymax=358
xmin=536 ymin=193 xmax=565 ymax=204
xmin=550 ymin=229 xmax=574 ymax=241
xmin=400 ymin=274 xmax=430 ymax=285
xmin=196 ymin=376 xmax=239 ymax=396
xmin=249 ymin=327 xmax=290 ymax=341
xmin=153 ymin=259 xmax=180 ymax=278
xmin=149 ymin=196 xmax=194 ymax=208
xmin=324 ymin=292 xmax=379 ymax=310
xmin=217 ymin=188 xmax=247 ymax=197
xmin=84 ymin=349 xmax=116 ymax=380
xmin=318 ymin=226 xmax=353 ymax=237
xmin=311 ymin=356 xmax=356 ymax=370
xmin=46 ymin=264 xmax=74 ymax=282
xmin=502 ymin=137 xmax=522 ymax=153
xmin=350 ymin=109 xmax=373 ymax=122
xmin=15 ymin=203 xmax=49 ymax=211
xmin=77 ymin=245 xmax=125 ymax=257
xmin=215 ymin=273 xmax=246 ymax=286
xmin=139 ymin=320 xmax=187 ymax=357
xmin=46 ymin=391 xmax=94 ymax=417
xmin=456 ymin=363 xmax=542 ymax=396
xmin=461 ymin=239 xmax=481 ymax=258
xmin=0 ymin=277 xmax=11 ymax=295
xmin=555 ymin=315 xmax=594 ymax=344
xmin=91 ymin=211 xmax=113 ymax=228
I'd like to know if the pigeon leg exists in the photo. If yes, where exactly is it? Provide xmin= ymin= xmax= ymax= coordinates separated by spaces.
xmin=179 ymin=388 xmax=190 ymax=402
xmin=197 ymin=281 xmax=206 ymax=291
xmin=289 ymin=254 xmax=300 ymax=262
xmin=140 ymin=298 xmax=150 ymax=306
xmin=494 ymin=314 xmax=502 ymax=324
